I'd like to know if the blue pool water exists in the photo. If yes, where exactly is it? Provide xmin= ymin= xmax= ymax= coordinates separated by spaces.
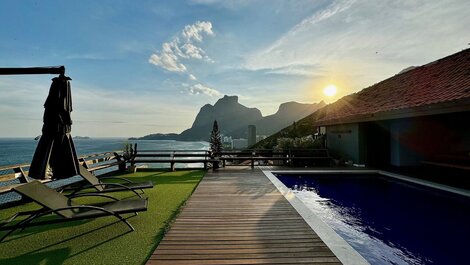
xmin=274 ymin=173 xmax=470 ymax=265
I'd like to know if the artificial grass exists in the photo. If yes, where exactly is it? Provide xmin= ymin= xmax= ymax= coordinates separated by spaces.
xmin=0 ymin=169 xmax=205 ymax=265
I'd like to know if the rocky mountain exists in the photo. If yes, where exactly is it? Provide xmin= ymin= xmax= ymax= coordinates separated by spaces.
xmin=134 ymin=95 xmax=325 ymax=141
xmin=179 ymin=95 xmax=263 ymax=140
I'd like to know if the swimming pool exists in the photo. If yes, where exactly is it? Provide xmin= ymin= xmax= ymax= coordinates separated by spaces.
xmin=270 ymin=171 xmax=470 ymax=265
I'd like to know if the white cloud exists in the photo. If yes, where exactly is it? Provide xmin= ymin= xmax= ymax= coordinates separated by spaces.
xmin=245 ymin=0 xmax=470 ymax=90
xmin=148 ymin=53 xmax=187 ymax=72
xmin=182 ymin=21 xmax=214 ymax=42
xmin=149 ymin=21 xmax=214 ymax=72
xmin=181 ymin=43 xmax=205 ymax=59
xmin=265 ymin=63 xmax=321 ymax=76
xmin=288 ymin=0 xmax=355 ymax=36
xmin=187 ymin=83 xmax=221 ymax=97
xmin=188 ymin=74 xmax=197 ymax=80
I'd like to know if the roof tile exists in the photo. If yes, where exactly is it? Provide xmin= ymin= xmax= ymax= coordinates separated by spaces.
xmin=315 ymin=49 xmax=470 ymax=124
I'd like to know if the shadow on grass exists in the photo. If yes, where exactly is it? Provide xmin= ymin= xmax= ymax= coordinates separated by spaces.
xmin=1 ymin=219 xmax=90 ymax=244
xmin=1 ymin=218 xmax=134 ymax=264
xmin=0 ymin=247 xmax=71 ymax=265
xmin=2 ymin=213 xmax=137 ymax=244
xmin=0 ymin=169 xmax=206 ymax=265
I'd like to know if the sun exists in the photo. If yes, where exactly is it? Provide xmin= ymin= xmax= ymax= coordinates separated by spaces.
xmin=323 ymin=84 xmax=337 ymax=97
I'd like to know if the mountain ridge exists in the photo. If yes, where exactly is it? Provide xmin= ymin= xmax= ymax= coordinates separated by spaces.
xmin=132 ymin=95 xmax=325 ymax=141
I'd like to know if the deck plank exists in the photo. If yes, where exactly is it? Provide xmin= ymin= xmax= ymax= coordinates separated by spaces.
xmin=146 ymin=168 xmax=342 ymax=265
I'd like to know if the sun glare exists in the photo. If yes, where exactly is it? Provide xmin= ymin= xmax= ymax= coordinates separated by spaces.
xmin=323 ymin=84 xmax=337 ymax=97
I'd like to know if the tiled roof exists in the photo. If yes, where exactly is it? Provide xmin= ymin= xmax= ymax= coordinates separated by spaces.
xmin=314 ymin=49 xmax=470 ymax=125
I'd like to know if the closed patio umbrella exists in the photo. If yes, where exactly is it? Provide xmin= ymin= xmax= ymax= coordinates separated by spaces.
xmin=29 ymin=74 xmax=79 ymax=179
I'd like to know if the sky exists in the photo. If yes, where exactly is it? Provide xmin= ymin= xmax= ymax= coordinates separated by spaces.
xmin=0 ymin=0 xmax=469 ymax=137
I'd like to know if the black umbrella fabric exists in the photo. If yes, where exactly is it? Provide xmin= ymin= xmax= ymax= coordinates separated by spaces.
xmin=29 ymin=75 xmax=79 ymax=179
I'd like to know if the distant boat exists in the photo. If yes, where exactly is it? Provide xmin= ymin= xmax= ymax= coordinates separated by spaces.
xmin=34 ymin=135 xmax=41 ymax=140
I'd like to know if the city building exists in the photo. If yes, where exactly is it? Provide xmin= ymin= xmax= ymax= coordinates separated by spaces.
xmin=247 ymin=125 xmax=256 ymax=147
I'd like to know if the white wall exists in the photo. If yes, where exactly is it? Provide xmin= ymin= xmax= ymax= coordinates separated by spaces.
xmin=326 ymin=124 xmax=361 ymax=163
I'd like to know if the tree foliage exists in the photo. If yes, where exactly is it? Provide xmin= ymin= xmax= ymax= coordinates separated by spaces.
xmin=210 ymin=120 xmax=222 ymax=155
xmin=274 ymin=135 xmax=324 ymax=150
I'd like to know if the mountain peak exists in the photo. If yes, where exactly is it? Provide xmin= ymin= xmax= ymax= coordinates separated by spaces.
xmin=215 ymin=95 xmax=238 ymax=106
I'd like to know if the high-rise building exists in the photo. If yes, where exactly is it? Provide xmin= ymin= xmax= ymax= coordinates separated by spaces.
xmin=247 ymin=125 xmax=256 ymax=147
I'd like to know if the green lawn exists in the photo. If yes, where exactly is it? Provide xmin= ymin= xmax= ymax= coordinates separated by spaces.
xmin=0 ymin=169 xmax=205 ymax=265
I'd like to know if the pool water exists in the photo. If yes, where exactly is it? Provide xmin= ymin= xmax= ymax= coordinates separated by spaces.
xmin=274 ymin=173 xmax=470 ymax=265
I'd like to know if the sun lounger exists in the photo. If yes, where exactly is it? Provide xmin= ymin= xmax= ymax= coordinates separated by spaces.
xmin=0 ymin=180 xmax=148 ymax=242
xmin=70 ymin=165 xmax=153 ymax=198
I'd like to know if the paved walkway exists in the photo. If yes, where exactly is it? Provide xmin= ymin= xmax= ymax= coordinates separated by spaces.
xmin=147 ymin=168 xmax=341 ymax=265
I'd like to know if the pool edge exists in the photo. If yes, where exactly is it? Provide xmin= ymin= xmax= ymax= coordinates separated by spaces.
xmin=262 ymin=169 xmax=370 ymax=265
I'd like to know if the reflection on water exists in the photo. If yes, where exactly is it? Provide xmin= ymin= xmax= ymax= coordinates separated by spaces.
xmin=293 ymin=188 xmax=423 ymax=265
xmin=277 ymin=174 xmax=470 ymax=265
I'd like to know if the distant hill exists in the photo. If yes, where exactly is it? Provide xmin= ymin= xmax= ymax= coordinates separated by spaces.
xmin=132 ymin=95 xmax=325 ymax=141
xmin=255 ymin=101 xmax=325 ymax=135
xmin=252 ymin=111 xmax=319 ymax=150
xmin=73 ymin=136 xmax=91 ymax=140
xmin=129 ymin=133 xmax=179 ymax=140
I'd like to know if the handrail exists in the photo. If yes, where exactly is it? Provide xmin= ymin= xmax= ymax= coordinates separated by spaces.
xmin=0 ymin=146 xmax=332 ymax=187
xmin=136 ymin=149 xmax=209 ymax=152
xmin=0 ymin=150 xmax=127 ymax=185
xmin=80 ymin=150 xmax=123 ymax=159
xmin=0 ymin=163 xmax=30 ymax=172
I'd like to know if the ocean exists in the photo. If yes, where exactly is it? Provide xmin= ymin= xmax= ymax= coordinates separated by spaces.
xmin=0 ymin=138 xmax=210 ymax=167
xmin=0 ymin=138 xmax=209 ymax=204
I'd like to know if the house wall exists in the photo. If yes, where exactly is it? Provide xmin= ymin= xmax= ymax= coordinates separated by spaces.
xmin=326 ymin=123 xmax=363 ymax=164
xmin=389 ymin=111 xmax=470 ymax=166
xmin=326 ymin=111 xmax=470 ymax=167
xmin=390 ymin=119 xmax=422 ymax=166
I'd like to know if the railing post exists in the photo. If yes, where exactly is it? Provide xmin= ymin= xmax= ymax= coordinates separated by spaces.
xmin=170 ymin=151 xmax=175 ymax=171
xmin=114 ymin=152 xmax=126 ymax=172
xmin=131 ymin=143 xmax=137 ymax=167
xmin=13 ymin=167 xmax=29 ymax=183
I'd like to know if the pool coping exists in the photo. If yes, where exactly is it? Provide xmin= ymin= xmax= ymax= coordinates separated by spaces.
xmin=262 ymin=168 xmax=470 ymax=265
xmin=262 ymin=169 xmax=370 ymax=265
xmin=378 ymin=170 xmax=470 ymax=198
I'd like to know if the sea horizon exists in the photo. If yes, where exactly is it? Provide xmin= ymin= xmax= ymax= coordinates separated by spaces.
xmin=0 ymin=138 xmax=209 ymax=167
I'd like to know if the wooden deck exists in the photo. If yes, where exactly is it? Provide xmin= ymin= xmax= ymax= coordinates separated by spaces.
xmin=147 ymin=168 xmax=341 ymax=265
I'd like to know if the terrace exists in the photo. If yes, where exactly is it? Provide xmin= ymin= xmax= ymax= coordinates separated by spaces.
xmin=0 ymin=149 xmax=360 ymax=265
xmin=0 ymin=49 xmax=469 ymax=265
